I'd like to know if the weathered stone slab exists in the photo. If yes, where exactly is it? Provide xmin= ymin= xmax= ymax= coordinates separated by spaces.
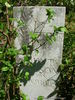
xmin=13 ymin=6 xmax=65 ymax=100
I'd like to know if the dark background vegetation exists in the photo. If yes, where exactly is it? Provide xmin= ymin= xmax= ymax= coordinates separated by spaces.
xmin=0 ymin=0 xmax=75 ymax=100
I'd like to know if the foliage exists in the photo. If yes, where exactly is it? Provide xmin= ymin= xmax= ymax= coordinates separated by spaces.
xmin=46 ymin=8 xmax=55 ymax=22
xmin=56 ymin=12 xmax=75 ymax=100
xmin=37 ymin=96 xmax=44 ymax=100
xmin=0 ymin=0 xmax=74 ymax=100
xmin=0 ymin=1 xmax=60 ymax=100
xmin=20 ymin=92 xmax=30 ymax=100
xmin=29 ymin=32 xmax=38 ymax=40
xmin=9 ymin=0 xmax=75 ymax=13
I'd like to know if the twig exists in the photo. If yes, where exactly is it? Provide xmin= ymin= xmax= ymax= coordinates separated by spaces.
xmin=0 ymin=29 xmax=10 ymax=45
xmin=33 ymin=30 xmax=55 ymax=51
xmin=29 ymin=19 xmax=48 ymax=45
xmin=6 ymin=7 xmax=9 ymax=29
xmin=33 ymin=41 xmax=46 ymax=51
xmin=7 ymin=86 xmax=10 ymax=100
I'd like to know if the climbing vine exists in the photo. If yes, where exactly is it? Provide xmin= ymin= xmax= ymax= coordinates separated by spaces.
xmin=0 ymin=1 xmax=67 ymax=100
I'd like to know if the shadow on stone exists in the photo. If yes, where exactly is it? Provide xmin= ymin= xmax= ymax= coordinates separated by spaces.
xmin=47 ymin=65 xmax=73 ymax=100
xmin=46 ymin=67 xmax=63 ymax=100
xmin=19 ymin=59 xmax=46 ymax=86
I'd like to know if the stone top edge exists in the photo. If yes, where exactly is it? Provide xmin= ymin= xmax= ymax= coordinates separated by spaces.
xmin=13 ymin=6 xmax=66 ymax=9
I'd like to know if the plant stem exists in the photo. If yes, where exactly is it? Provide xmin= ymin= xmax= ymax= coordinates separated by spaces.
xmin=6 ymin=7 xmax=9 ymax=29
xmin=7 ymin=86 xmax=10 ymax=100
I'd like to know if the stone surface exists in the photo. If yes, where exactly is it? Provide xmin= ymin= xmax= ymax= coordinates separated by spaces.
xmin=13 ymin=6 xmax=65 ymax=100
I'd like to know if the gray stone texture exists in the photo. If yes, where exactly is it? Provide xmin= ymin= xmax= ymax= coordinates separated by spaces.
xmin=13 ymin=6 xmax=65 ymax=100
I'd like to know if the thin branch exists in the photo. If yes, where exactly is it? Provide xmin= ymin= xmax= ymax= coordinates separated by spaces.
xmin=7 ymin=86 xmax=10 ymax=100
xmin=29 ymin=19 xmax=48 ymax=45
xmin=33 ymin=41 xmax=46 ymax=51
xmin=0 ymin=29 xmax=10 ymax=45
xmin=33 ymin=31 xmax=56 ymax=51
xmin=6 ymin=7 xmax=9 ymax=29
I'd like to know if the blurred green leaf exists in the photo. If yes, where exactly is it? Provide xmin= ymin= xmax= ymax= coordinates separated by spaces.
xmin=6 ymin=47 xmax=18 ymax=57
xmin=22 ymin=44 xmax=28 ymax=53
xmin=60 ymin=27 xmax=68 ymax=33
xmin=1 ymin=67 xmax=9 ymax=71
xmin=65 ymin=58 xmax=70 ymax=65
xmin=24 ymin=55 xmax=29 ymax=61
xmin=72 ymin=51 xmax=75 ymax=56
xmin=25 ymin=72 xmax=29 ymax=80
xmin=0 ymin=23 xmax=4 ymax=30
xmin=37 ymin=96 xmax=44 ymax=100
xmin=20 ymin=92 xmax=30 ymax=100
xmin=17 ymin=20 xmax=25 ymax=28
xmin=5 ymin=2 xmax=11 ymax=8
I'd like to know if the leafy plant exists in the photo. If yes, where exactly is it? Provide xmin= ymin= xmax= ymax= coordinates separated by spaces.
xmin=56 ymin=12 xmax=75 ymax=100
xmin=37 ymin=96 xmax=44 ymax=100
xmin=0 ymin=0 xmax=70 ymax=100
xmin=29 ymin=32 xmax=38 ymax=40
xmin=46 ymin=8 xmax=55 ymax=22
xmin=0 ymin=2 xmax=58 ymax=99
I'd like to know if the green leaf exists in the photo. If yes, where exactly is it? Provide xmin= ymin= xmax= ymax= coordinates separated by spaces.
xmin=60 ymin=27 xmax=68 ymax=33
xmin=25 ymin=72 xmax=29 ymax=80
xmin=45 ymin=33 xmax=52 ymax=44
xmin=0 ymin=9 xmax=2 ymax=13
xmin=63 ymin=73 xmax=66 ymax=78
xmin=17 ymin=20 xmax=25 ymax=27
xmin=46 ymin=8 xmax=55 ymax=23
xmin=22 ymin=44 xmax=28 ymax=53
xmin=2 ymin=67 xmax=9 ymax=71
xmin=6 ymin=48 xmax=18 ymax=56
xmin=54 ymin=26 xmax=68 ymax=33
xmin=52 ymin=34 xmax=56 ymax=41
xmin=1 ymin=61 xmax=13 ymax=69
xmin=37 ymin=96 xmax=44 ymax=100
xmin=25 ymin=72 xmax=29 ymax=77
xmin=72 ymin=51 xmax=75 ymax=56
xmin=0 ymin=23 xmax=4 ymax=30
xmin=60 ymin=64 xmax=64 ymax=71
xmin=20 ymin=92 xmax=30 ymax=100
xmin=0 ymin=51 xmax=2 ymax=54
xmin=29 ymin=32 xmax=38 ymax=40
xmin=54 ymin=26 xmax=58 ymax=32
xmin=65 ymin=58 xmax=70 ymax=65
xmin=24 ymin=55 xmax=29 ymax=61
xmin=20 ymin=92 xmax=26 ymax=100
xmin=5 ymin=2 xmax=11 ymax=8
xmin=9 ymin=18 xmax=17 ymax=22
xmin=0 ymin=89 xmax=5 ymax=96
xmin=0 ymin=0 xmax=7 ymax=4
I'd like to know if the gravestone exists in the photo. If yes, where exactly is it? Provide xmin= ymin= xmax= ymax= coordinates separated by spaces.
xmin=13 ymin=6 xmax=65 ymax=100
